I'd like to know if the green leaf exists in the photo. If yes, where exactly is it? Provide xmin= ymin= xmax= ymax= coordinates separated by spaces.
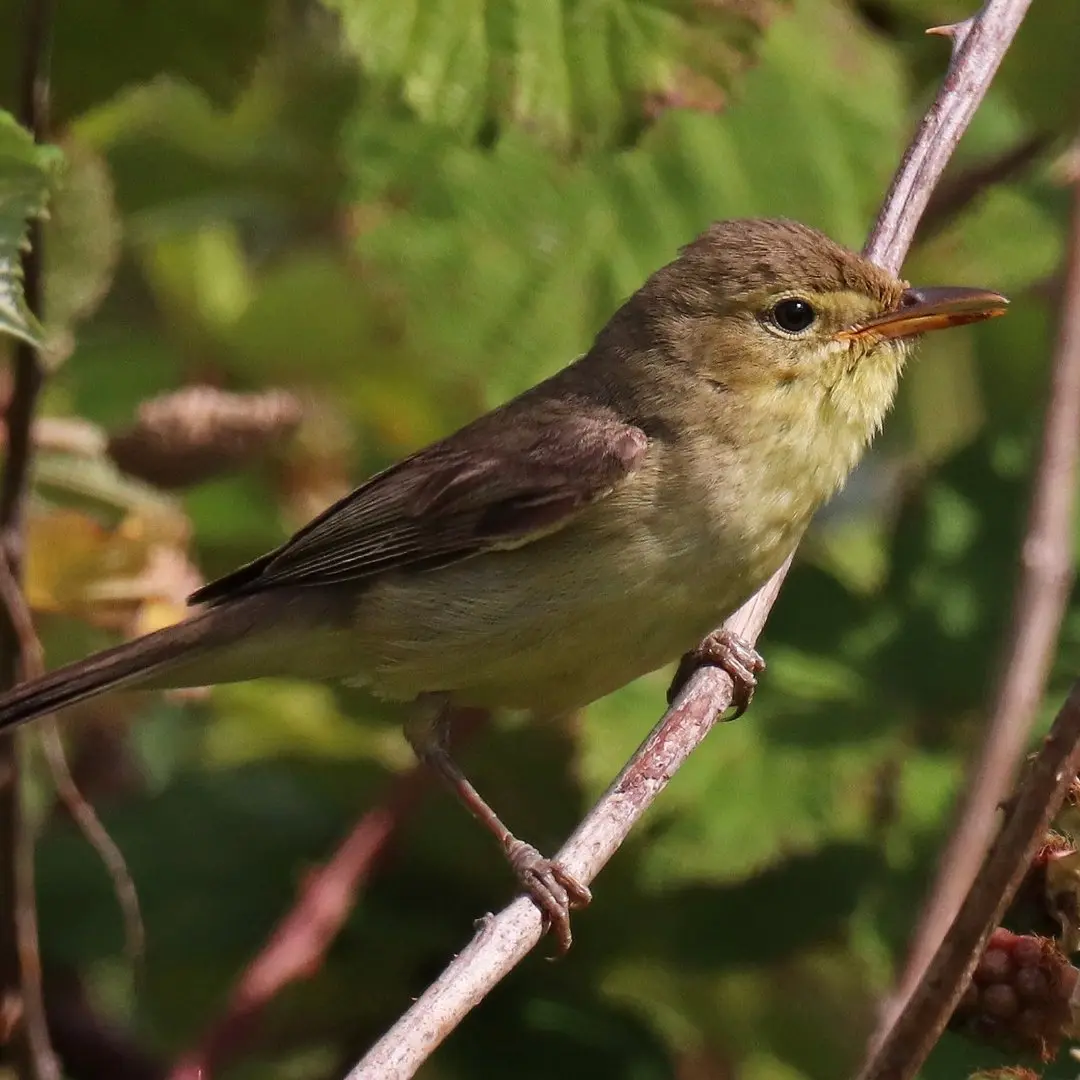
xmin=0 ymin=110 xmax=61 ymax=346
xmin=995 ymin=1 xmax=1080 ymax=134
xmin=44 ymin=138 xmax=122 ymax=343
xmin=577 ymin=672 xmax=896 ymax=888
xmin=344 ymin=0 xmax=905 ymax=408
xmin=0 ymin=0 xmax=275 ymax=122
xmin=327 ymin=0 xmax=779 ymax=149
xmin=78 ymin=69 xmax=355 ymax=229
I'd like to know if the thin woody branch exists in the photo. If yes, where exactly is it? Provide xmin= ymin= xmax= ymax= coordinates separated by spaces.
xmin=347 ymin=2 xmax=1034 ymax=1077
xmin=877 ymin=130 xmax=1080 ymax=1033
xmin=167 ymin=763 xmax=434 ymax=1080
xmin=856 ymin=682 xmax=1080 ymax=1080
xmin=167 ymin=712 xmax=485 ymax=1078
xmin=0 ymin=1 xmax=59 ymax=1077
xmin=856 ymin=136 xmax=1080 ymax=1080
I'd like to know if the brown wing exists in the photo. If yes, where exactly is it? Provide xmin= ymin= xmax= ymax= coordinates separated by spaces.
xmin=190 ymin=405 xmax=648 ymax=605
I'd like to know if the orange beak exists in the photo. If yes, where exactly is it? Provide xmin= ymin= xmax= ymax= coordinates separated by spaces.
xmin=837 ymin=286 xmax=1009 ymax=342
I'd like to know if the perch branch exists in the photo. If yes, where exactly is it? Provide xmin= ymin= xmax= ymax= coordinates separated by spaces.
xmin=857 ymin=133 xmax=1080 ymax=1080
xmin=0 ymin=1 xmax=58 ymax=1077
xmin=347 ymin=2 xmax=1032 ymax=1077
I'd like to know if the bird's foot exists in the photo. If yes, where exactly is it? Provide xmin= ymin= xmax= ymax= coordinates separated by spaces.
xmin=505 ymin=838 xmax=591 ymax=956
xmin=667 ymin=628 xmax=765 ymax=717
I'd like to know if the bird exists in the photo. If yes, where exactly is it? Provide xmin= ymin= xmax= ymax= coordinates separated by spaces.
xmin=0 ymin=218 xmax=1007 ymax=951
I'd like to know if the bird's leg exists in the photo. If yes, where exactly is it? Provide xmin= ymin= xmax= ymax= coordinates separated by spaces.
xmin=667 ymin=628 xmax=766 ymax=717
xmin=404 ymin=700 xmax=591 ymax=954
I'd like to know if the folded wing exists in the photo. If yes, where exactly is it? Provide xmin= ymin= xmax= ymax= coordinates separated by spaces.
xmin=191 ymin=405 xmax=648 ymax=604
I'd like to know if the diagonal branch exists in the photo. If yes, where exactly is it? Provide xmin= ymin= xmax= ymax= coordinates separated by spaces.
xmin=863 ymin=1 xmax=1033 ymax=271
xmin=855 ymin=681 xmax=1080 ymax=1080
xmin=347 ymin=2 xmax=1033 ymax=1078
xmin=167 ymin=710 xmax=488 ymax=1079
xmin=856 ymin=136 xmax=1080 ymax=1080
xmin=872 ymin=132 xmax=1080 ymax=1057
xmin=916 ymin=134 xmax=1047 ymax=242
xmin=167 ymin=766 xmax=432 ymax=1080
xmin=0 ymin=1 xmax=58 ymax=1078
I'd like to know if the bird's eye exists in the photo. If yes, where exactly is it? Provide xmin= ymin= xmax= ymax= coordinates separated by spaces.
xmin=769 ymin=298 xmax=816 ymax=334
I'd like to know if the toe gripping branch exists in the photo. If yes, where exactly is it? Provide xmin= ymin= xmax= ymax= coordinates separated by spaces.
xmin=667 ymin=628 xmax=766 ymax=717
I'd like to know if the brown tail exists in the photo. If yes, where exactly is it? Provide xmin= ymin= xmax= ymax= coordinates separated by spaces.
xmin=0 ymin=604 xmax=249 ymax=734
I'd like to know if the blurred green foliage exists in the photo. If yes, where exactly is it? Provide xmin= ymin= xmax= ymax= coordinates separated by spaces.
xmin=1 ymin=1 xmax=1078 ymax=1078
xmin=0 ymin=110 xmax=61 ymax=345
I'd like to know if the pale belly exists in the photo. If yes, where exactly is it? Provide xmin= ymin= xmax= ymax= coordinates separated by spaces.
xmin=344 ymin=505 xmax=799 ymax=714
xmin=148 ymin=421 xmax=839 ymax=708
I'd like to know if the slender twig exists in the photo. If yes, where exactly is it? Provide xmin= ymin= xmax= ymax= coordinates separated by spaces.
xmin=0 ymin=2 xmax=58 ymax=1078
xmin=872 ymin=133 xmax=1080 ymax=1056
xmin=167 ymin=771 xmax=428 ymax=1079
xmin=0 ymin=564 xmax=144 ymax=973
xmin=857 ymin=137 xmax=1080 ymax=1080
xmin=42 ymin=723 xmax=145 ymax=967
xmin=347 ymin=3 xmax=1032 ymax=1077
xmin=166 ymin=714 xmax=494 ymax=1080
xmin=0 ymin=569 xmax=55 ymax=1080
xmin=855 ymin=683 xmax=1080 ymax=1080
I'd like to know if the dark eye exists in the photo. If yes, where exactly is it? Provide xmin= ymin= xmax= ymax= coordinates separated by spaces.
xmin=770 ymin=298 xmax=816 ymax=334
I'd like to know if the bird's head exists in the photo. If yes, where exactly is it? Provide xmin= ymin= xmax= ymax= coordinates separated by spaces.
xmin=629 ymin=218 xmax=1007 ymax=445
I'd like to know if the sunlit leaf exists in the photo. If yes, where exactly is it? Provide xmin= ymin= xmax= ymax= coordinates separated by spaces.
xmin=44 ymin=137 xmax=122 ymax=351
xmin=327 ymin=0 xmax=781 ymax=149
xmin=0 ymin=110 xmax=62 ymax=345
xmin=25 ymin=505 xmax=196 ymax=632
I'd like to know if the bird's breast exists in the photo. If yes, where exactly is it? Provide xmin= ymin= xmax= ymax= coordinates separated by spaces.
xmin=344 ymin=443 xmax=800 ymax=713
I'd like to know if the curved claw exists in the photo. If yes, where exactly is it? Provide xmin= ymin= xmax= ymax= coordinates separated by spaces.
xmin=505 ymin=839 xmax=591 ymax=956
xmin=667 ymin=629 xmax=766 ymax=716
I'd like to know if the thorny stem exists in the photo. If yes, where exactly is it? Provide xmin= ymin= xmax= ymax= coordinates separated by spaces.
xmin=855 ymin=683 xmax=1080 ymax=1080
xmin=864 ymin=0 xmax=1034 ymax=273
xmin=347 ymin=3 xmax=1035 ymax=1078
xmin=856 ymin=139 xmax=1080 ymax=1080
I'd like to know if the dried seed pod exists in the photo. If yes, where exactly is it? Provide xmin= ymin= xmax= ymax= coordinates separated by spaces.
xmin=108 ymin=386 xmax=303 ymax=489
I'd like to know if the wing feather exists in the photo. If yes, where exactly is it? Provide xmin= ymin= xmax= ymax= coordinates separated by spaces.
xmin=191 ymin=406 xmax=648 ymax=605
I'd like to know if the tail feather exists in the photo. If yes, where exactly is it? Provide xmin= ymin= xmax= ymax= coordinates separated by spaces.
xmin=0 ymin=605 xmax=245 ymax=734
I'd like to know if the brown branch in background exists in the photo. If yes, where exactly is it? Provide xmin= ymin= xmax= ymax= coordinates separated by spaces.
xmin=167 ymin=766 xmax=431 ymax=1080
xmin=855 ymin=682 xmax=1080 ymax=1080
xmin=165 ymin=712 xmax=492 ymax=1080
xmin=870 ymin=135 xmax=1080 ymax=1060
xmin=346 ymin=2 xmax=1035 ymax=1077
xmin=0 ymin=1 xmax=59 ymax=1078
xmin=107 ymin=387 xmax=304 ymax=490
xmin=40 ymin=724 xmax=145 ymax=969
xmin=0 ymin=567 xmax=145 ymax=977
xmin=916 ymin=134 xmax=1048 ymax=243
